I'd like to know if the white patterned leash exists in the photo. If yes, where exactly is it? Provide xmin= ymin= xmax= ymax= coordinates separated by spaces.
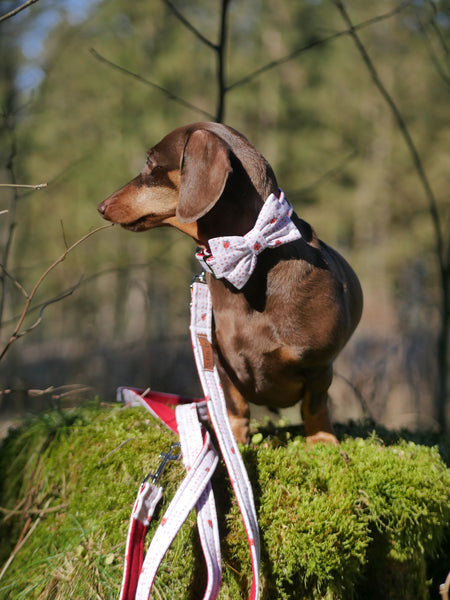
xmin=119 ymin=276 xmax=260 ymax=600
xmin=176 ymin=403 xmax=222 ymax=599
xmin=119 ymin=444 xmax=177 ymax=600
xmin=190 ymin=275 xmax=260 ymax=600
xmin=135 ymin=406 xmax=220 ymax=600
xmin=119 ymin=401 xmax=221 ymax=600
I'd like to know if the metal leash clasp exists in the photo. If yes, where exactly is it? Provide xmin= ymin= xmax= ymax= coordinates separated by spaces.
xmin=142 ymin=442 xmax=182 ymax=486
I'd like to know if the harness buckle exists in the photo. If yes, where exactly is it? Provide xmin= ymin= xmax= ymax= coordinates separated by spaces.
xmin=142 ymin=442 xmax=182 ymax=486
xmin=192 ymin=270 xmax=207 ymax=285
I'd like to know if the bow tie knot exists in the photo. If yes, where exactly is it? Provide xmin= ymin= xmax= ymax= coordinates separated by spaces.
xmin=196 ymin=190 xmax=301 ymax=289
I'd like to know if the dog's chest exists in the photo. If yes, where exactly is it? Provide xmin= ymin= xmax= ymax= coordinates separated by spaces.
xmin=212 ymin=300 xmax=305 ymax=403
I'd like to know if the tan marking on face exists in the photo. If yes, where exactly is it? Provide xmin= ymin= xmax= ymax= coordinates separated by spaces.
xmin=167 ymin=169 xmax=181 ymax=190
xmin=163 ymin=215 xmax=204 ymax=246
xmin=101 ymin=174 xmax=179 ymax=226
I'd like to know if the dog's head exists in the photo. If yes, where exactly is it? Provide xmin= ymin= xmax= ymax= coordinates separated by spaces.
xmin=97 ymin=122 xmax=278 ymax=244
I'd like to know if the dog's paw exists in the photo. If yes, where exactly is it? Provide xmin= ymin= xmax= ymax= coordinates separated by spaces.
xmin=306 ymin=431 xmax=339 ymax=446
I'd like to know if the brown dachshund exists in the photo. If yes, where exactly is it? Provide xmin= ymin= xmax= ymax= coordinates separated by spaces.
xmin=98 ymin=122 xmax=363 ymax=444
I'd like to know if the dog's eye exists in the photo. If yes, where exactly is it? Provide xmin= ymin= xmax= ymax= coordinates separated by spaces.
xmin=146 ymin=153 xmax=156 ymax=169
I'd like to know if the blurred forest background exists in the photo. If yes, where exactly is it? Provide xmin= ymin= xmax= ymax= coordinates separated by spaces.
xmin=0 ymin=0 xmax=449 ymax=433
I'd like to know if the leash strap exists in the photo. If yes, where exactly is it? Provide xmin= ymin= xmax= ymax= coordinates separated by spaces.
xmin=190 ymin=277 xmax=260 ymax=600
xmin=118 ymin=390 xmax=221 ymax=600
xmin=118 ymin=278 xmax=260 ymax=600
xmin=136 ymin=408 xmax=219 ymax=600
xmin=119 ymin=482 xmax=163 ymax=600
xmin=176 ymin=403 xmax=222 ymax=599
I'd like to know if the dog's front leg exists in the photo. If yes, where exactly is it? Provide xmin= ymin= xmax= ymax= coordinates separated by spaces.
xmin=301 ymin=366 xmax=338 ymax=445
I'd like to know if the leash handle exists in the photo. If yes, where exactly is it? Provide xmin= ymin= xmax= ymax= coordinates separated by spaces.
xmin=190 ymin=279 xmax=260 ymax=600
xmin=119 ymin=481 xmax=163 ymax=600
xmin=136 ymin=421 xmax=219 ymax=600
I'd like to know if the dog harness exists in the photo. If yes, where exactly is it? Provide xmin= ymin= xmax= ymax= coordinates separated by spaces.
xmin=118 ymin=191 xmax=300 ymax=599
xmin=196 ymin=190 xmax=301 ymax=289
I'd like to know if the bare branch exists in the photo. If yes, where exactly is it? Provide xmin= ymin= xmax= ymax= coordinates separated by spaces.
xmin=289 ymin=151 xmax=357 ymax=201
xmin=415 ymin=11 xmax=450 ymax=88
xmin=60 ymin=220 xmax=69 ymax=250
xmin=0 ymin=502 xmax=68 ymax=517
xmin=89 ymin=48 xmax=216 ymax=121
xmin=331 ymin=0 xmax=449 ymax=433
xmin=228 ymin=2 xmax=411 ymax=92
xmin=0 ymin=0 xmax=40 ymax=25
xmin=12 ymin=275 xmax=83 ymax=341
xmin=0 ymin=182 xmax=47 ymax=190
xmin=0 ymin=223 xmax=114 ymax=362
xmin=97 ymin=438 xmax=135 ymax=465
xmin=162 ymin=0 xmax=216 ymax=50
xmin=0 ymin=265 xmax=28 ymax=298
xmin=0 ymin=110 xmax=20 ymax=327
xmin=332 ymin=0 xmax=445 ymax=273
xmin=424 ymin=0 xmax=449 ymax=59
xmin=0 ymin=498 xmax=51 ymax=582
xmin=214 ymin=0 xmax=230 ymax=123
xmin=162 ymin=0 xmax=231 ymax=122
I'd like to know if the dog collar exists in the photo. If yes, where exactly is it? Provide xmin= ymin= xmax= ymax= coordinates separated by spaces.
xmin=195 ymin=190 xmax=301 ymax=289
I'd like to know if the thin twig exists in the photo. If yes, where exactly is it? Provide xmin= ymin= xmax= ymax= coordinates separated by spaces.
xmin=0 ymin=111 xmax=20 ymax=328
xmin=0 ymin=183 xmax=47 ymax=190
xmin=89 ymin=48 xmax=215 ymax=121
xmin=228 ymin=2 xmax=411 ymax=92
xmin=0 ymin=503 xmax=68 ymax=518
xmin=333 ymin=371 xmax=376 ymax=421
xmin=0 ymin=264 xmax=28 ymax=298
xmin=215 ymin=0 xmax=230 ymax=123
xmin=415 ymin=11 xmax=450 ymax=88
xmin=289 ymin=151 xmax=357 ymax=200
xmin=12 ymin=275 xmax=84 ymax=341
xmin=0 ymin=498 xmax=51 ymax=582
xmin=0 ymin=0 xmax=40 ymax=25
xmin=332 ymin=0 xmax=445 ymax=272
xmin=28 ymin=384 xmax=93 ymax=398
xmin=97 ymin=438 xmax=135 ymax=465
xmin=332 ymin=0 xmax=449 ymax=432
xmin=60 ymin=220 xmax=69 ymax=251
xmin=162 ymin=0 xmax=216 ymax=50
xmin=0 ymin=223 xmax=114 ymax=362
xmin=164 ymin=0 xmax=230 ymax=122
xmin=425 ymin=0 xmax=449 ymax=59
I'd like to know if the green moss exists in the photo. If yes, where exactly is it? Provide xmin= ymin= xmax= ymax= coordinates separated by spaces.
xmin=0 ymin=404 xmax=449 ymax=599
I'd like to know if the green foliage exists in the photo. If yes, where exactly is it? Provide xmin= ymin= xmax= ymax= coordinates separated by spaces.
xmin=0 ymin=0 xmax=449 ymax=428
xmin=0 ymin=405 xmax=449 ymax=599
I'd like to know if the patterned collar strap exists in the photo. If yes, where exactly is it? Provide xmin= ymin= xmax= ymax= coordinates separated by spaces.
xmin=196 ymin=190 xmax=301 ymax=289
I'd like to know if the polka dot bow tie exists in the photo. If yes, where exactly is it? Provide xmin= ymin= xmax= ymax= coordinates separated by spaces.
xmin=196 ymin=190 xmax=301 ymax=289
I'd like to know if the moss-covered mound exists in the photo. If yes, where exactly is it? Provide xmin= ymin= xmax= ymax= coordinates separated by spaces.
xmin=0 ymin=403 xmax=449 ymax=599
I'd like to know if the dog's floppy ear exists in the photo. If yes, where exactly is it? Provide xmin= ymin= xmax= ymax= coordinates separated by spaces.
xmin=177 ymin=129 xmax=232 ymax=223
